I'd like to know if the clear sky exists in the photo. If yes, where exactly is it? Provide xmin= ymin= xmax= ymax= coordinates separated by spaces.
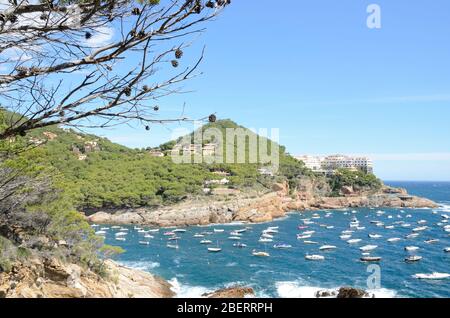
xmin=92 ymin=0 xmax=450 ymax=181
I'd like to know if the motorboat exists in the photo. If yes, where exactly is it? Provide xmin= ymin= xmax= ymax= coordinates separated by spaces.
xmin=213 ymin=229 xmax=224 ymax=233
xmin=273 ymin=243 xmax=292 ymax=249
xmin=167 ymin=236 xmax=181 ymax=241
xmin=173 ymin=229 xmax=186 ymax=233
xmin=413 ymin=273 xmax=450 ymax=280
xmin=406 ymin=233 xmax=420 ymax=239
xmin=385 ymin=225 xmax=395 ymax=230
xmin=368 ymin=234 xmax=382 ymax=239
xmin=252 ymin=250 xmax=270 ymax=257
xmin=424 ymin=239 xmax=439 ymax=244
xmin=233 ymin=243 xmax=247 ymax=248
xmin=340 ymin=234 xmax=352 ymax=240
xmin=163 ymin=231 xmax=175 ymax=236
xmin=417 ymin=220 xmax=427 ymax=225
xmin=258 ymin=238 xmax=273 ymax=243
xmin=360 ymin=256 xmax=382 ymax=262
xmin=261 ymin=233 xmax=274 ymax=239
xmin=228 ymin=236 xmax=241 ymax=240
xmin=95 ymin=230 xmax=106 ymax=235
xmin=200 ymin=240 xmax=212 ymax=244
xmin=115 ymin=232 xmax=127 ymax=236
xmin=193 ymin=234 xmax=205 ymax=238
xmin=207 ymin=247 xmax=222 ymax=253
xmin=139 ymin=241 xmax=150 ymax=245
xmin=405 ymin=255 xmax=422 ymax=263
xmin=144 ymin=234 xmax=154 ymax=239
xmin=347 ymin=239 xmax=362 ymax=244
xmin=115 ymin=237 xmax=126 ymax=241
xmin=444 ymin=247 xmax=450 ymax=253
xmin=319 ymin=245 xmax=337 ymax=251
xmin=341 ymin=230 xmax=354 ymax=234
xmin=147 ymin=229 xmax=159 ymax=233
xmin=305 ymin=254 xmax=325 ymax=261
xmin=166 ymin=244 xmax=179 ymax=249
xmin=405 ymin=246 xmax=420 ymax=252
xmin=297 ymin=234 xmax=312 ymax=240
xmin=302 ymin=231 xmax=315 ymax=235
xmin=360 ymin=245 xmax=378 ymax=252
xmin=387 ymin=237 xmax=401 ymax=243
xmin=356 ymin=226 xmax=366 ymax=230
xmin=412 ymin=226 xmax=428 ymax=232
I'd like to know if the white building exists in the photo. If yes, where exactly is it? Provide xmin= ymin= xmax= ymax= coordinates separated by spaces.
xmin=295 ymin=154 xmax=373 ymax=175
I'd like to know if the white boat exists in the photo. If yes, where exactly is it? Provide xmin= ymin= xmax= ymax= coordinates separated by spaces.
xmin=208 ymin=247 xmax=222 ymax=253
xmin=305 ymin=254 xmax=325 ymax=261
xmin=167 ymin=236 xmax=181 ymax=241
xmin=115 ymin=232 xmax=127 ymax=236
xmin=361 ymin=252 xmax=371 ymax=256
xmin=163 ymin=231 xmax=175 ymax=236
xmin=147 ymin=229 xmax=159 ymax=233
xmin=213 ymin=229 xmax=224 ymax=233
xmin=387 ymin=237 xmax=401 ymax=243
xmin=111 ymin=226 xmax=121 ymax=229
xmin=340 ymin=235 xmax=352 ymax=240
xmin=360 ymin=256 xmax=382 ymax=262
xmin=95 ymin=230 xmax=106 ymax=235
xmin=405 ymin=246 xmax=420 ymax=252
xmin=341 ymin=230 xmax=354 ymax=234
xmin=137 ymin=229 xmax=147 ymax=233
xmin=385 ymin=225 xmax=395 ymax=230
xmin=412 ymin=226 xmax=428 ymax=232
xmin=115 ymin=237 xmax=126 ymax=241
xmin=200 ymin=240 xmax=212 ymax=244
xmin=273 ymin=243 xmax=292 ymax=249
xmin=91 ymin=224 xmax=99 ymax=228
xmin=258 ymin=238 xmax=273 ymax=243
xmin=233 ymin=243 xmax=247 ymax=248
xmin=263 ymin=229 xmax=278 ymax=234
xmin=261 ymin=233 xmax=274 ymax=239
xmin=228 ymin=236 xmax=241 ymax=241
xmin=166 ymin=244 xmax=179 ymax=249
xmin=417 ymin=220 xmax=427 ymax=225
xmin=252 ymin=250 xmax=270 ymax=257
xmin=360 ymin=245 xmax=378 ymax=252
xmin=347 ymin=239 xmax=362 ymax=244
xmin=229 ymin=231 xmax=242 ymax=236
xmin=134 ymin=226 xmax=142 ymax=230
xmin=356 ymin=226 xmax=366 ymax=230
xmin=413 ymin=273 xmax=450 ymax=280
xmin=267 ymin=226 xmax=279 ymax=230
xmin=100 ymin=227 xmax=110 ymax=230
xmin=297 ymin=234 xmax=312 ymax=240
xmin=406 ymin=233 xmax=420 ymax=239
xmin=319 ymin=245 xmax=337 ymax=251
xmin=444 ymin=247 xmax=450 ymax=253
xmin=193 ymin=234 xmax=204 ymax=238
xmin=326 ymin=226 xmax=335 ymax=229
xmin=424 ymin=239 xmax=439 ymax=244
xmin=405 ymin=255 xmax=422 ymax=263
xmin=144 ymin=234 xmax=154 ymax=239
xmin=368 ymin=234 xmax=382 ymax=239
xmin=173 ymin=229 xmax=186 ymax=233
xmin=139 ymin=241 xmax=150 ymax=245
xmin=303 ymin=240 xmax=318 ymax=244
xmin=401 ymin=223 xmax=411 ymax=228
xmin=302 ymin=230 xmax=315 ymax=235
xmin=235 ymin=229 xmax=248 ymax=233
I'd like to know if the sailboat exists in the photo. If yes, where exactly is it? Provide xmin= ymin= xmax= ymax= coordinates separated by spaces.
xmin=208 ymin=241 xmax=222 ymax=253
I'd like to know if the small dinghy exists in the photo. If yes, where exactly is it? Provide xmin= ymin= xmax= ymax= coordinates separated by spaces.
xmin=207 ymin=247 xmax=222 ymax=253
xmin=360 ymin=256 xmax=382 ymax=262
xmin=356 ymin=226 xmax=366 ymax=230
xmin=401 ymin=223 xmax=411 ymax=228
xmin=302 ymin=230 xmax=316 ymax=236
xmin=139 ymin=241 xmax=150 ymax=245
xmin=326 ymin=226 xmax=335 ymax=230
xmin=303 ymin=240 xmax=319 ymax=244
xmin=115 ymin=237 xmax=126 ymax=241
xmin=167 ymin=236 xmax=181 ymax=241
xmin=387 ymin=237 xmax=401 ymax=243
xmin=340 ymin=234 xmax=352 ymax=240
xmin=200 ymin=240 xmax=212 ymax=244
xmin=360 ymin=245 xmax=378 ymax=252
xmin=405 ymin=255 xmax=422 ymax=263
xmin=273 ymin=243 xmax=292 ymax=249
xmin=173 ymin=229 xmax=186 ymax=233
xmin=405 ymin=246 xmax=420 ymax=252
xmin=228 ymin=236 xmax=241 ymax=240
xmin=166 ymin=244 xmax=179 ymax=249
xmin=261 ymin=233 xmax=274 ymax=239
xmin=258 ymin=238 xmax=273 ymax=243
xmin=347 ymin=239 xmax=362 ymax=244
xmin=193 ymin=234 xmax=204 ymax=238
xmin=319 ymin=245 xmax=337 ymax=251
xmin=413 ymin=273 xmax=450 ymax=280
xmin=252 ymin=250 xmax=270 ymax=257
xmin=213 ymin=229 xmax=224 ymax=233
xmin=368 ymin=234 xmax=382 ymax=239
xmin=424 ymin=239 xmax=439 ymax=244
xmin=233 ymin=243 xmax=247 ymax=248
xmin=417 ymin=220 xmax=427 ymax=225
xmin=305 ymin=254 xmax=325 ymax=261
xmin=297 ymin=234 xmax=312 ymax=240
xmin=385 ymin=225 xmax=395 ymax=230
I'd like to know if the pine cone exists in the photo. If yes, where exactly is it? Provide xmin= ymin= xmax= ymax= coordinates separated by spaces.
xmin=205 ymin=1 xmax=215 ymax=8
xmin=85 ymin=32 xmax=92 ymax=39
xmin=132 ymin=8 xmax=140 ymax=15
xmin=175 ymin=49 xmax=183 ymax=59
xmin=208 ymin=114 xmax=217 ymax=123
xmin=153 ymin=105 xmax=159 ymax=111
xmin=171 ymin=60 xmax=179 ymax=68
xmin=145 ymin=126 xmax=150 ymax=131
xmin=124 ymin=87 xmax=131 ymax=97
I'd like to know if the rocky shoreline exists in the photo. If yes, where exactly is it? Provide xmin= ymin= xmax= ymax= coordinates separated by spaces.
xmin=0 ymin=258 xmax=174 ymax=298
xmin=87 ymin=184 xmax=438 ymax=227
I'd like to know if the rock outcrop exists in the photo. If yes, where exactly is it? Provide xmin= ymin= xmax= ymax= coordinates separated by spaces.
xmin=0 ymin=258 xmax=173 ymax=298
xmin=203 ymin=286 xmax=255 ymax=298
xmin=86 ymin=182 xmax=438 ymax=227
xmin=336 ymin=287 xmax=370 ymax=298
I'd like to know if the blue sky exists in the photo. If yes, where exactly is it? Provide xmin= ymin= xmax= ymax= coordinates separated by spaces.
xmin=94 ymin=0 xmax=450 ymax=181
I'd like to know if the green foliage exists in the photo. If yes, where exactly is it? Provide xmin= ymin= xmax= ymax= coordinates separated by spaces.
xmin=329 ymin=168 xmax=382 ymax=195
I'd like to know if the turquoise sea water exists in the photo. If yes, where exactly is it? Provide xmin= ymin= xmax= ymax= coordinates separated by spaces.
xmin=102 ymin=182 xmax=450 ymax=298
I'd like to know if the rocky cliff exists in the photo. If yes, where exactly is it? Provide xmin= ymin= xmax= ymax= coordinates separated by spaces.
xmin=0 ymin=258 xmax=174 ymax=298
xmin=87 ymin=182 xmax=438 ymax=227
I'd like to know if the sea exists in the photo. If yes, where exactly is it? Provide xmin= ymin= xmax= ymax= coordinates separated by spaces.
xmin=101 ymin=181 xmax=450 ymax=298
